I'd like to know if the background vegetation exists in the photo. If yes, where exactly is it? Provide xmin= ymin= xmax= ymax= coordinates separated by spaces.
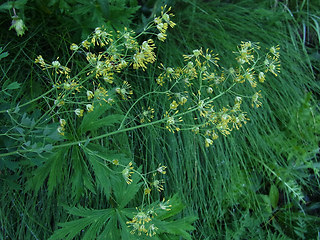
xmin=1 ymin=0 xmax=320 ymax=239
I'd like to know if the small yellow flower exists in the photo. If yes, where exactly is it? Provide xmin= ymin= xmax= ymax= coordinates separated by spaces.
xmin=154 ymin=17 xmax=162 ymax=25
xmin=86 ymin=90 xmax=94 ymax=100
xmin=235 ymin=96 xmax=242 ymax=104
xmin=35 ymin=55 xmax=45 ymax=65
xmin=165 ymin=112 xmax=182 ymax=133
xmin=132 ymin=40 xmax=156 ymax=70
xmin=81 ymin=40 xmax=90 ymax=49
xmin=235 ymin=41 xmax=256 ymax=64
xmin=147 ymin=224 xmax=158 ymax=237
xmin=269 ymin=45 xmax=280 ymax=58
xmin=94 ymin=87 xmax=108 ymax=102
xmin=116 ymin=81 xmax=133 ymax=100
xmin=156 ymin=22 xmax=168 ymax=33
xmin=161 ymin=6 xmax=176 ymax=28
xmin=156 ymin=75 xmax=165 ymax=86
xmin=127 ymin=209 xmax=152 ymax=235
xmin=167 ymin=116 xmax=175 ymax=125
xmin=193 ymin=49 xmax=201 ymax=57
xmin=86 ymin=104 xmax=94 ymax=112
xmin=212 ymin=131 xmax=219 ymax=140
xmin=207 ymin=87 xmax=213 ymax=94
xmin=52 ymin=60 xmax=61 ymax=68
xmin=205 ymin=138 xmax=213 ymax=147
xmin=54 ymin=99 xmax=65 ymax=107
xmin=252 ymin=91 xmax=262 ymax=108
xmin=258 ymin=72 xmax=265 ymax=83
xmin=192 ymin=127 xmax=200 ymax=134
xmin=59 ymin=118 xmax=66 ymax=127
xmin=57 ymin=126 xmax=65 ymax=136
xmin=170 ymin=100 xmax=178 ymax=110
xmin=144 ymin=188 xmax=151 ymax=195
xmin=122 ymin=162 xmax=134 ymax=184
xmin=152 ymin=179 xmax=164 ymax=192
xmin=157 ymin=164 xmax=167 ymax=174
xmin=94 ymin=27 xmax=102 ymax=36
xmin=244 ymin=69 xmax=256 ymax=87
xmin=157 ymin=32 xmax=167 ymax=41
xmin=264 ymin=56 xmax=280 ymax=76
xmin=234 ymin=74 xmax=244 ymax=83
xmin=70 ymin=43 xmax=79 ymax=51
xmin=75 ymin=108 xmax=84 ymax=117
xmin=117 ymin=59 xmax=128 ymax=70
xmin=63 ymin=83 xmax=71 ymax=90
xmin=112 ymin=159 xmax=119 ymax=165
xmin=187 ymin=61 xmax=194 ymax=68
xmin=139 ymin=106 xmax=155 ymax=123
xmin=159 ymin=198 xmax=172 ymax=211
xmin=166 ymin=67 xmax=174 ymax=74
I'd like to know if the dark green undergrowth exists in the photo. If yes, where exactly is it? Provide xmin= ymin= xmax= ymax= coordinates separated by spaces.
xmin=1 ymin=0 xmax=320 ymax=239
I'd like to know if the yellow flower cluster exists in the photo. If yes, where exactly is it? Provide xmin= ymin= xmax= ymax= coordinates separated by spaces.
xmin=34 ymin=5 xmax=176 ymax=128
xmin=164 ymin=111 xmax=183 ymax=133
xmin=126 ymin=198 xmax=172 ymax=237
xmin=126 ymin=209 xmax=155 ymax=236
xmin=139 ymin=106 xmax=155 ymax=123
xmin=35 ymin=56 xmax=70 ymax=76
xmin=101 ymin=157 xmax=169 ymax=237
xmin=155 ymin=42 xmax=280 ymax=147
xmin=122 ymin=162 xmax=134 ymax=184
xmin=133 ymin=39 xmax=156 ymax=70
xmin=154 ymin=5 xmax=176 ymax=42
xmin=115 ymin=81 xmax=133 ymax=100
xmin=57 ymin=118 xmax=66 ymax=136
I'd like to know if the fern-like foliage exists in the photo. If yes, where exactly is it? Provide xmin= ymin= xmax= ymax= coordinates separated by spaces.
xmin=49 ymin=180 xmax=196 ymax=240
xmin=268 ymin=93 xmax=320 ymax=171
xmin=26 ymin=100 xmax=125 ymax=199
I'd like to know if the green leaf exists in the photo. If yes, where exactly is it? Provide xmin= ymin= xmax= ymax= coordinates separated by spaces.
xmin=82 ymin=114 xmax=123 ymax=132
xmin=0 ymin=0 xmax=28 ymax=11
xmin=257 ymin=194 xmax=272 ymax=215
xmin=269 ymin=184 xmax=279 ymax=208
xmin=1 ymin=158 xmax=19 ymax=170
xmin=48 ymin=0 xmax=59 ymax=7
xmin=26 ymin=148 xmax=69 ymax=194
xmin=49 ymin=206 xmax=114 ymax=240
xmin=0 ymin=2 xmax=12 ymax=11
xmin=70 ymin=146 xmax=96 ymax=199
xmin=117 ymin=210 xmax=134 ymax=239
xmin=111 ymin=166 xmax=143 ymax=209
xmin=154 ymin=216 xmax=197 ymax=240
xmin=87 ymin=153 xmax=112 ymax=198
xmin=97 ymin=213 xmax=121 ymax=240
xmin=83 ymin=143 xmax=133 ymax=199
xmin=85 ymin=143 xmax=131 ymax=165
xmin=97 ymin=0 xmax=109 ymax=18
xmin=5 ymin=82 xmax=20 ymax=90
xmin=0 ymin=49 xmax=9 ymax=60
xmin=47 ymin=150 xmax=66 ymax=195
xmin=79 ymin=101 xmax=123 ymax=133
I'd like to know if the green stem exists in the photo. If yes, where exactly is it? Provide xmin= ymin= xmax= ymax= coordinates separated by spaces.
xmin=118 ymin=90 xmax=169 ymax=130
xmin=0 ymin=88 xmax=55 ymax=114
xmin=0 ymin=83 xmax=235 ymax=158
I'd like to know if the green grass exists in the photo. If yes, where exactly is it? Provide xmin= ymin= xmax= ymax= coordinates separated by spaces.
xmin=129 ymin=0 xmax=320 ymax=238
xmin=1 ymin=0 xmax=320 ymax=239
